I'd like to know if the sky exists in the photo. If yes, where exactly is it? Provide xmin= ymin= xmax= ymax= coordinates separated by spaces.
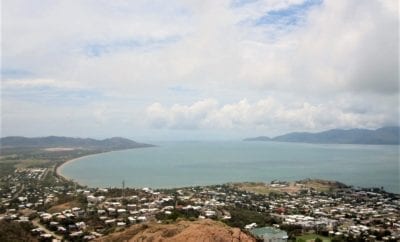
xmin=1 ymin=0 xmax=399 ymax=141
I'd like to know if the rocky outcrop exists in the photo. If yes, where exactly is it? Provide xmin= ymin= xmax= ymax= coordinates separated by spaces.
xmin=97 ymin=219 xmax=255 ymax=242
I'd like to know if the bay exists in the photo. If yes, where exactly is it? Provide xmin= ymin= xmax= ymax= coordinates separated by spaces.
xmin=58 ymin=141 xmax=399 ymax=193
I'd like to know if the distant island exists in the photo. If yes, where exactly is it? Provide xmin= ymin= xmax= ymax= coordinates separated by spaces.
xmin=0 ymin=136 xmax=154 ymax=150
xmin=244 ymin=126 xmax=400 ymax=145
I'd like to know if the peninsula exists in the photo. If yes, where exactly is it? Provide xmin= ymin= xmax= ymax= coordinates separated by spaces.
xmin=244 ymin=126 xmax=400 ymax=145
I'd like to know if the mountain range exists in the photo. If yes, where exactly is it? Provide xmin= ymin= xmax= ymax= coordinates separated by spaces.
xmin=244 ymin=126 xmax=400 ymax=145
xmin=0 ymin=136 xmax=153 ymax=150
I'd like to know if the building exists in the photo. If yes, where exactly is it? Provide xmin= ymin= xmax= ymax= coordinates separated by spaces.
xmin=250 ymin=227 xmax=288 ymax=242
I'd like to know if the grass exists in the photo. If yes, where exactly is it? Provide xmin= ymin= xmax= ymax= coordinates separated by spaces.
xmin=48 ymin=200 xmax=83 ymax=213
xmin=296 ymin=233 xmax=331 ymax=242
xmin=231 ymin=179 xmax=346 ymax=195
xmin=14 ymin=159 xmax=51 ymax=168
xmin=0 ymin=156 xmax=50 ymax=175
xmin=230 ymin=182 xmax=273 ymax=195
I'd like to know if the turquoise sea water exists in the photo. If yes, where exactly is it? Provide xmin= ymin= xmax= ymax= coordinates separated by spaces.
xmin=59 ymin=141 xmax=400 ymax=193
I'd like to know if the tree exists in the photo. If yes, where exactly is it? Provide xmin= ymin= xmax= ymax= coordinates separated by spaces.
xmin=331 ymin=237 xmax=344 ymax=242
xmin=0 ymin=221 xmax=37 ymax=242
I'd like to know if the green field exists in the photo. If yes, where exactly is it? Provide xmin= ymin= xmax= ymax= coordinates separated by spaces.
xmin=296 ymin=234 xmax=331 ymax=242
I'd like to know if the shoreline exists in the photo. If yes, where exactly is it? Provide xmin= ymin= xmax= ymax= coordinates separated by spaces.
xmin=55 ymin=151 xmax=112 ymax=185
xmin=55 ymin=146 xmax=155 ymax=186
xmin=55 ymin=156 xmax=400 ymax=193
xmin=53 ymin=147 xmax=398 ymax=194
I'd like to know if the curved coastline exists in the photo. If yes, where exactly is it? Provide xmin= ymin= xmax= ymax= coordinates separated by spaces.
xmin=56 ymin=151 xmax=113 ymax=184
xmin=55 ymin=146 xmax=157 ymax=185
xmin=53 ymin=142 xmax=399 ymax=193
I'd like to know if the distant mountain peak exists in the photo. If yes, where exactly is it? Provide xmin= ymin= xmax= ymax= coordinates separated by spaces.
xmin=243 ymin=136 xmax=271 ymax=141
xmin=0 ymin=136 xmax=154 ymax=150
xmin=244 ymin=126 xmax=400 ymax=145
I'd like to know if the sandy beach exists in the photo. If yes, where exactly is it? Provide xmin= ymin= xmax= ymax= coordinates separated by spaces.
xmin=55 ymin=152 xmax=106 ymax=182
xmin=55 ymin=147 xmax=153 ymax=185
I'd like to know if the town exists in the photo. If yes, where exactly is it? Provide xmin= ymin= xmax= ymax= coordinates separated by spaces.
xmin=1 ymin=164 xmax=399 ymax=242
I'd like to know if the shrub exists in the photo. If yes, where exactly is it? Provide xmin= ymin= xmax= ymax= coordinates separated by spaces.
xmin=315 ymin=237 xmax=323 ymax=242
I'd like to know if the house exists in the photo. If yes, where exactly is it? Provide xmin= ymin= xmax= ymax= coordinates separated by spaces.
xmin=204 ymin=210 xmax=216 ymax=217
xmin=245 ymin=223 xmax=257 ymax=230
xmin=75 ymin=221 xmax=86 ymax=229
xmin=128 ymin=216 xmax=136 ymax=224
xmin=137 ymin=216 xmax=147 ymax=222
xmin=57 ymin=226 xmax=67 ymax=234
xmin=117 ymin=208 xmax=127 ymax=214
xmin=105 ymin=219 xmax=116 ymax=225
xmin=117 ymin=222 xmax=126 ymax=227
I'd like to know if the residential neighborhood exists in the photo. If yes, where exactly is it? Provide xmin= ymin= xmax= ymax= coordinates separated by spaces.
xmin=1 ymin=166 xmax=399 ymax=241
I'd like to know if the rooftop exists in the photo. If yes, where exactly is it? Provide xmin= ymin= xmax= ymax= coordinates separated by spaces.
xmin=250 ymin=226 xmax=288 ymax=239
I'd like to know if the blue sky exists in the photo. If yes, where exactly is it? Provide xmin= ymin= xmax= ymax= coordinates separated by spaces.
xmin=1 ymin=0 xmax=398 ymax=140
xmin=256 ymin=0 xmax=322 ymax=26
xmin=83 ymin=35 xmax=181 ymax=57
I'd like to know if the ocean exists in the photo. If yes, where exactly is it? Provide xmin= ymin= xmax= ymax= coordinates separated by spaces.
xmin=58 ymin=141 xmax=400 ymax=193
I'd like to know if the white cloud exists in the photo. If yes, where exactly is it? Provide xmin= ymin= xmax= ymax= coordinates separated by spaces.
xmin=2 ymin=78 xmax=82 ymax=89
xmin=3 ymin=0 xmax=397 ymax=95
xmin=1 ymin=0 xmax=398 ymax=138
xmin=146 ymin=99 xmax=219 ymax=129
xmin=146 ymin=97 xmax=395 ymax=133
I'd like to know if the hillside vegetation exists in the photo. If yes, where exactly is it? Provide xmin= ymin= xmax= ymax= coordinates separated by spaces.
xmin=0 ymin=136 xmax=153 ymax=150
xmin=244 ymin=126 xmax=399 ymax=144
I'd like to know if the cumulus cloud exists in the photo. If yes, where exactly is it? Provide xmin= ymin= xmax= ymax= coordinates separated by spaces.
xmin=1 ymin=0 xmax=398 ymax=138
xmin=3 ymin=0 xmax=397 ymax=94
xmin=146 ymin=99 xmax=219 ymax=129
xmin=146 ymin=97 xmax=394 ymax=132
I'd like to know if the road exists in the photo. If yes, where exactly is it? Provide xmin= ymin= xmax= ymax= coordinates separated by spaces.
xmin=32 ymin=218 xmax=63 ymax=241
xmin=2 ymin=184 xmax=26 ymax=204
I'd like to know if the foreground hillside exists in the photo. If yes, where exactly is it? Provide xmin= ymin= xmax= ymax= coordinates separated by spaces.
xmin=96 ymin=219 xmax=255 ymax=242
xmin=244 ymin=126 xmax=400 ymax=144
